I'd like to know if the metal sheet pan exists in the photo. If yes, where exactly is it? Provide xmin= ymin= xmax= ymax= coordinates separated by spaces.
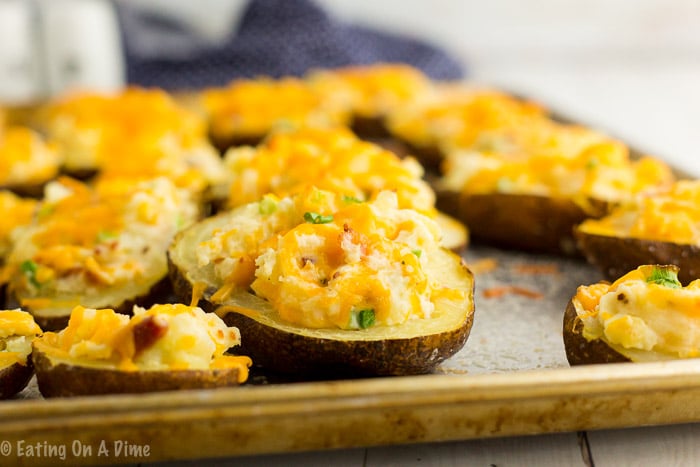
xmin=5 ymin=244 xmax=700 ymax=466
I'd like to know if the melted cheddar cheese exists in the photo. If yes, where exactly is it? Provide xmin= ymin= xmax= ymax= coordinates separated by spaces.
xmin=37 ymin=304 xmax=251 ymax=378
xmin=0 ymin=191 xmax=37 ymax=259
xmin=203 ymin=77 xmax=350 ymax=140
xmin=0 ymin=127 xmax=61 ymax=187
xmin=574 ymin=265 xmax=700 ymax=358
xmin=308 ymin=63 xmax=434 ymax=118
xmin=46 ymin=87 xmax=224 ymax=193
xmin=578 ymin=180 xmax=700 ymax=244
xmin=0 ymin=310 xmax=41 ymax=367
xmin=200 ymin=187 xmax=458 ymax=330
xmin=6 ymin=176 xmax=197 ymax=300
xmin=222 ymin=126 xmax=437 ymax=216
xmin=386 ymin=84 xmax=548 ymax=150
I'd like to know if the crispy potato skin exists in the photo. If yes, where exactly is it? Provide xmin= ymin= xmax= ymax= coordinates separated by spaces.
xmin=32 ymin=345 xmax=245 ymax=398
xmin=221 ymin=310 xmax=473 ymax=377
xmin=562 ymin=298 xmax=630 ymax=366
xmin=437 ymin=190 xmax=609 ymax=255
xmin=0 ymin=361 xmax=34 ymax=399
xmin=576 ymin=230 xmax=700 ymax=285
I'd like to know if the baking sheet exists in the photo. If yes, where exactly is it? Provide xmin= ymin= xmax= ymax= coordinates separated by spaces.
xmin=6 ymin=245 xmax=700 ymax=467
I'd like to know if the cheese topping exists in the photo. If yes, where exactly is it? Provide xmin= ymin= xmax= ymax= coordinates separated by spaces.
xmin=199 ymin=187 xmax=459 ymax=330
xmin=0 ymin=127 xmax=61 ymax=187
xmin=0 ymin=310 xmax=42 ymax=366
xmin=308 ymin=63 xmax=434 ymax=118
xmin=0 ymin=191 xmax=37 ymax=260
xmin=6 ymin=176 xmax=197 ymax=299
xmin=222 ymin=126 xmax=437 ymax=216
xmin=578 ymin=180 xmax=700 ymax=244
xmin=574 ymin=265 xmax=700 ymax=358
xmin=46 ymin=87 xmax=224 ymax=193
xmin=203 ymin=77 xmax=350 ymax=139
xmin=37 ymin=304 xmax=251 ymax=378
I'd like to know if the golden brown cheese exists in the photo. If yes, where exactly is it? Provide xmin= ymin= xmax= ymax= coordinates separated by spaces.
xmin=0 ymin=127 xmax=61 ymax=188
xmin=578 ymin=180 xmax=700 ymax=244
xmin=0 ymin=310 xmax=42 ymax=367
xmin=574 ymin=265 xmax=700 ymax=358
xmin=222 ymin=126 xmax=437 ymax=216
xmin=203 ymin=77 xmax=350 ymax=141
xmin=38 ymin=304 xmax=251 ymax=378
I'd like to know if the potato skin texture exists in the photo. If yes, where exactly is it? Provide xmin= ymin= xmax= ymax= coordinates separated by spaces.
xmin=0 ymin=361 xmax=34 ymax=399
xmin=562 ymin=298 xmax=630 ymax=366
xmin=32 ymin=344 xmax=245 ymax=398
xmin=576 ymin=230 xmax=700 ymax=285
xmin=222 ymin=307 xmax=474 ymax=377
xmin=437 ymin=189 xmax=608 ymax=255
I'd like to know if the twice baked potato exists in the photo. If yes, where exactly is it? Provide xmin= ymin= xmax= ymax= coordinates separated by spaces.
xmin=0 ymin=310 xmax=42 ymax=398
xmin=201 ymin=77 xmax=350 ymax=152
xmin=169 ymin=188 xmax=475 ymax=376
xmin=4 ymin=177 xmax=199 ymax=330
xmin=564 ymin=265 xmax=700 ymax=365
xmin=218 ymin=126 xmax=468 ymax=251
xmin=32 ymin=303 xmax=252 ymax=397
xmin=436 ymin=132 xmax=674 ymax=254
xmin=0 ymin=126 xmax=61 ymax=197
xmin=576 ymin=180 xmax=700 ymax=284
xmin=307 ymin=63 xmax=435 ymax=139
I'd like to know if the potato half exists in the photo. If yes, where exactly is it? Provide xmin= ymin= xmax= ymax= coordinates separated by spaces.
xmin=0 ymin=361 xmax=34 ymax=399
xmin=168 ymin=212 xmax=475 ymax=377
xmin=32 ymin=340 xmax=246 ymax=398
xmin=437 ymin=189 xmax=609 ymax=255
xmin=575 ymin=230 xmax=700 ymax=286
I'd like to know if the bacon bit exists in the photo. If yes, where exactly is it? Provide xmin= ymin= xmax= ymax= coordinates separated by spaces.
xmin=482 ymin=285 xmax=543 ymax=299
xmin=468 ymin=258 xmax=498 ymax=274
xmin=132 ymin=315 xmax=168 ymax=356
xmin=512 ymin=263 xmax=559 ymax=275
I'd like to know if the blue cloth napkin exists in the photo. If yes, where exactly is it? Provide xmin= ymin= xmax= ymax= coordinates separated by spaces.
xmin=116 ymin=0 xmax=465 ymax=89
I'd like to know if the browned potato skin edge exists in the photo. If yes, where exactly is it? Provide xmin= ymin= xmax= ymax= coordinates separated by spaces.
xmin=437 ymin=189 xmax=609 ymax=255
xmin=167 ymin=253 xmax=475 ymax=377
xmin=575 ymin=229 xmax=700 ymax=285
xmin=0 ymin=361 xmax=34 ymax=399
xmin=32 ymin=344 xmax=244 ymax=398
xmin=562 ymin=298 xmax=631 ymax=366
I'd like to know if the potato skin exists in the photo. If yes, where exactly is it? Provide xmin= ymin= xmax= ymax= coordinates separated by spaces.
xmin=576 ymin=230 xmax=700 ymax=285
xmin=32 ymin=345 xmax=245 ymax=398
xmin=0 ymin=361 xmax=34 ymax=399
xmin=437 ymin=190 xmax=608 ymax=255
xmin=562 ymin=298 xmax=630 ymax=366
xmin=222 ymin=307 xmax=473 ymax=377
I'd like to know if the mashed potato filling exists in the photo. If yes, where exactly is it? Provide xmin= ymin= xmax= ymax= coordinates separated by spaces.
xmin=0 ymin=191 xmax=37 ymax=259
xmin=0 ymin=127 xmax=61 ymax=187
xmin=6 ymin=176 xmax=197 ymax=301
xmin=0 ymin=310 xmax=42 ymax=366
xmin=575 ymin=265 xmax=700 ymax=358
xmin=39 ymin=304 xmax=251 ymax=378
xmin=578 ymin=180 xmax=700 ymax=244
xmin=199 ymin=187 xmax=455 ymax=330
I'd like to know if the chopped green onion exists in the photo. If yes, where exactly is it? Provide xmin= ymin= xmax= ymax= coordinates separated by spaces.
xmin=20 ymin=260 xmax=40 ymax=288
xmin=37 ymin=204 xmax=54 ymax=219
xmin=496 ymin=177 xmax=513 ymax=192
xmin=258 ymin=197 xmax=278 ymax=215
xmin=411 ymin=249 xmax=422 ymax=258
xmin=585 ymin=158 xmax=599 ymax=170
xmin=349 ymin=308 xmax=376 ymax=329
xmin=342 ymin=195 xmax=362 ymax=204
xmin=646 ymin=265 xmax=681 ymax=289
xmin=96 ymin=230 xmax=118 ymax=242
xmin=304 ymin=212 xmax=333 ymax=224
